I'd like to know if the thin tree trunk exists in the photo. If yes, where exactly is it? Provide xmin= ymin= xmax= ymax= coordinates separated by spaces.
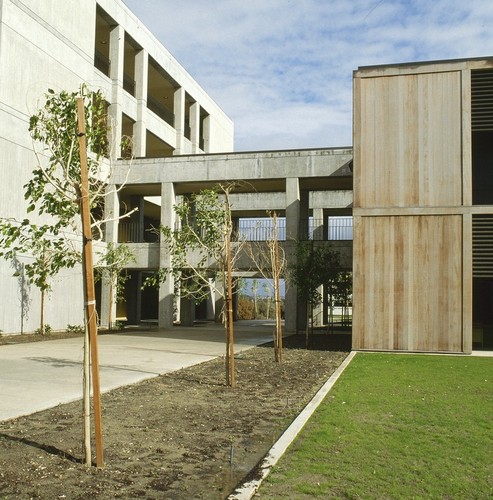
xmin=40 ymin=288 xmax=45 ymax=335
xmin=81 ymin=258 xmax=92 ymax=465
xmin=223 ymin=271 xmax=231 ymax=386
xmin=226 ymin=235 xmax=235 ymax=388
xmin=108 ymin=280 xmax=113 ymax=331
xmin=305 ymin=302 xmax=310 ymax=348
xmin=225 ymin=190 xmax=235 ymax=388
xmin=273 ymin=214 xmax=282 ymax=363
xmin=83 ymin=323 xmax=91 ymax=465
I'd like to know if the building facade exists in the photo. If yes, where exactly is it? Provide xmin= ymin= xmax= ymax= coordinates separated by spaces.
xmin=0 ymin=0 xmax=233 ymax=334
xmin=353 ymin=57 xmax=493 ymax=353
xmin=2 ymin=2 xmax=490 ymax=352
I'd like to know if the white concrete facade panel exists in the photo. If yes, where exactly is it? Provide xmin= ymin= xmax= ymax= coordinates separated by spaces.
xmin=0 ymin=0 xmax=233 ymax=333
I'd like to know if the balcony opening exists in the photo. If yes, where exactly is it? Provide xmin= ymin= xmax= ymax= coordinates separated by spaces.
xmin=200 ymin=108 xmax=209 ymax=152
xmin=121 ymin=113 xmax=135 ymax=159
xmin=184 ymin=93 xmax=194 ymax=141
xmin=145 ymin=130 xmax=174 ymax=158
xmin=123 ymin=34 xmax=139 ymax=97
xmin=118 ymin=192 xmax=161 ymax=244
xmin=94 ymin=5 xmax=114 ymax=77
xmin=147 ymin=57 xmax=177 ymax=127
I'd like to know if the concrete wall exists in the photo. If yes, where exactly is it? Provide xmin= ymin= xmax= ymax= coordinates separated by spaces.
xmin=0 ymin=0 xmax=233 ymax=333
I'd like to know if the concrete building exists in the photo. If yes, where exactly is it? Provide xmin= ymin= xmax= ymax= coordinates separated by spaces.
xmin=0 ymin=0 xmax=233 ymax=334
xmin=108 ymin=149 xmax=353 ymax=332
xmin=2 ymin=2 xmax=490 ymax=353
xmin=0 ymin=0 xmax=351 ymax=335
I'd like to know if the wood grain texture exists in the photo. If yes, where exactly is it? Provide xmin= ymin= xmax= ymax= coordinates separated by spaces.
xmin=353 ymin=215 xmax=463 ymax=352
xmin=356 ymin=72 xmax=462 ymax=208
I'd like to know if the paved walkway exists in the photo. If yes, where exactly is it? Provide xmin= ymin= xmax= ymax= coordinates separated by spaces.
xmin=0 ymin=321 xmax=275 ymax=422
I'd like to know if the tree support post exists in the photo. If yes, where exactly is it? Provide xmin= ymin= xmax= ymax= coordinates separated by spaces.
xmin=77 ymin=97 xmax=104 ymax=467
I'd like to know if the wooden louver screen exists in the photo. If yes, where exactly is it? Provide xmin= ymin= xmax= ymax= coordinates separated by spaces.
xmin=471 ymin=69 xmax=493 ymax=131
xmin=473 ymin=215 xmax=493 ymax=278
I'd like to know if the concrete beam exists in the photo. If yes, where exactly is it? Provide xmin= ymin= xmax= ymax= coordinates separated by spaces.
xmin=112 ymin=148 xmax=353 ymax=188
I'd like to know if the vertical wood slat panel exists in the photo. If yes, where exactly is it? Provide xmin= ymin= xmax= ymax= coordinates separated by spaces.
xmin=359 ymin=72 xmax=462 ymax=208
xmin=352 ymin=215 xmax=463 ymax=352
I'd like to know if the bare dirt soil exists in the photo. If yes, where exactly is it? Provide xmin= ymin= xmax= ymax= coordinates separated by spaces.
xmin=0 ymin=332 xmax=350 ymax=499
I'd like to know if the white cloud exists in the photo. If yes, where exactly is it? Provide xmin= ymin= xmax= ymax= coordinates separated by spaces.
xmin=122 ymin=0 xmax=493 ymax=151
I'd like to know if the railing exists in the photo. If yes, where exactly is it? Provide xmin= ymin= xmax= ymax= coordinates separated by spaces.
xmin=147 ymin=96 xmax=174 ymax=127
xmin=238 ymin=217 xmax=353 ymax=241
xmin=119 ymin=218 xmax=353 ymax=243
xmin=94 ymin=49 xmax=110 ymax=77
xmin=123 ymin=73 xmax=135 ymax=96
xmin=327 ymin=217 xmax=353 ymax=241
xmin=238 ymin=219 xmax=285 ymax=241
xmin=119 ymin=222 xmax=159 ymax=243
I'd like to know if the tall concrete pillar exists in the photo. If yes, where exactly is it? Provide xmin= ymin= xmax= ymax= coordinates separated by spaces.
xmin=109 ymin=25 xmax=125 ymax=160
xmin=215 ymin=275 xmax=225 ymax=323
xmin=103 ymin=185 xmax=120 ymax=244
xmin=312 ymin=208 xmax=324 ymax=327
xmin=100 ymin=185 xmax=120 ymax=328
xmin=206 ymin=277 xmax=216 ymax=320
xmin=179 ymin=272 xmax=195 ymax=326
xmin=284 ymin=178 xmax=309 ymax=332
xmin=190 ymin=102 xmax=200 ymax=153
xmin=133 ymin=49 xmax=148 ymax=157
xmin=180 ymin=296 xmax=195 ymax=326
xmin=174 ymin=87 xmax=185 ymax=154
xmin=159 ymin=182 xmax=175 ymax=328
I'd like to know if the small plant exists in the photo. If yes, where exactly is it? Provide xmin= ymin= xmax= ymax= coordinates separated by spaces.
xmin=114 ymin=320 xmax=126 ymax=330
xmin=35 ymin=324 xmax=52 ymax=335
xmin=66 ymin=324 xmax=84 ymax=334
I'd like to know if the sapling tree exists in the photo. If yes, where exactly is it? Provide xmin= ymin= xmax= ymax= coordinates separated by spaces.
xmin=251 ymin=278 xmax=259 ymax=319
xmin=289 ymin=241 xmax=340 ymax=345
xmin=327 ymin=271 xmax=352 ymax=329
xmin=0 ymin=86 xmax=135 ymax=466
xmin=246 ymin=212 xmax=286 ymax=362
xmin=151 ymin=184 xmax=244 ymax=387
xmin=0 ymin=220 xmax=79 ymax=334
xmin=95 ymin=242 xmax=135 ymax=330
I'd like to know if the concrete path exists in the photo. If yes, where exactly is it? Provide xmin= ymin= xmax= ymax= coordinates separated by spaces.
xmin=0 ymin=321 xmax=275 ymax=422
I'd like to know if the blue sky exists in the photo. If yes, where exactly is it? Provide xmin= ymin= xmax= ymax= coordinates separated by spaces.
xmin=123 ymin=0 xmax=493 ymax=151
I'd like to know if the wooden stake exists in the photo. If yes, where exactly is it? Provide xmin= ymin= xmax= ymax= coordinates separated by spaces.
xmin=77 ymin=97 xmax=104 ymax=467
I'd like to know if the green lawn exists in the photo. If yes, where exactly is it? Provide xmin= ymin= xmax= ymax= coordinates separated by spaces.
xmin=259 ymin=353 xmax=493 ymax=499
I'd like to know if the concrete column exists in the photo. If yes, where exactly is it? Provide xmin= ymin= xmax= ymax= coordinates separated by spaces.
xmin=180 ymin=296 xmax=195 ymax=326
xmin=215 ymin=275 xmax=225 ymax=323
xmin=103 ymin=185 xmax=120 ymax=244
xmin=100 ymin=185 xmax=120 ymax=328
xmin=159 ymin=182 xmax=175 ymax=328
xmin=190 ymin=102 xmax=200 ymax=153
xmin=109 ymin=25 xmax=125 ymax=160
xmin=174 ymin=87 xmax=185 ymax=154
xmin=312 ymin=208 xmax=325 ymax=241
xmin=312 ymin=208 xmax=324 ymax=326
xmin=133 ymin=49 xmax=148 ymax=157
xmin=284 ymin=178 xmax=309 ymax=332
xmin=206 ymin=277 xmax=215 ymax=320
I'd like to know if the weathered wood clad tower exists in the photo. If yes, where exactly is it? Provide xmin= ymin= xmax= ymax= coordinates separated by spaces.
xmin=353 ymin=57 xmax=493 ymax=353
